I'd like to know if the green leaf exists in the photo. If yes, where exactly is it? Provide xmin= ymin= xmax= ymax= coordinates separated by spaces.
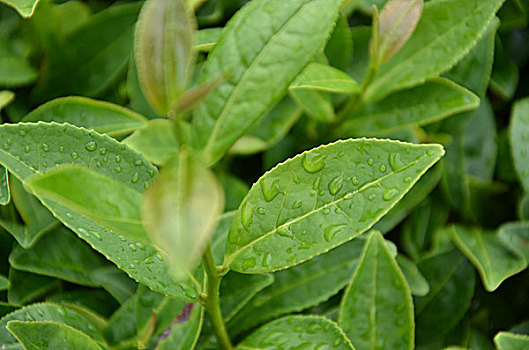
xmin=0 ymin=90 xmax=15 ymax=110
xmin=89 ymin=268 xmax=137 ymax=304
xmin=25 ymin=165 xmax=148 ymax=245
xmin=415 ymin=250 xmax=475 ymax=344
xmin=211 ymin=211 xmax=236 ymax=265
xmin=157 ymin=304 xmax=204 ymax=350
xmin=124 ymin=119 xmax=179 ymax=166
xmin=9 ymin=226 xmax=119 ymax=287
xmin=510 ymin=98 xmax=529 ymax=192
xmin=290 ymin=88 xmax=335 ymax=123
xmin=290 ymin=63 xmax=360 ymax=94
xmin=490 ymin=36 xmax=519 ymax=101
xmin=0 ymin=0 xmax=40 ymax=17
xmin=46 ymin=289 xmax=118 ymax=319
xmin=192 ymin=0 xmax=343 ymax=164
xmin=220 ymin=272 xmax=274 ymax=322
xmin=237 ymin=315 xmax=354 ymax=349
xmin=494 ymin=332 xmax=529 ymax=350
xmin=104 ymin=296 xmax=137 ymax=347
xmin=451 ymin=225 xmax=527 ymax=291
xmin=23 ymin=97 xmax=148 ymax=137
xmin=0 ymin=122 xmax=197 ymax=301
xmin=498 ymin=222 xmax=529 ymax=262
xmin=142 ymin=150 xmax=224 ymax=281
xmin=0 ymin=274 xmax=8 ymax=291
xmin=196 ymin=28 xmax=222 ymax=52
xmin=135 ymin=0 xmax=196 ymax=115
xmin=0 ymin=166 xmax=9 ymax=205
xmin=325 ymin=15 xmax=353 ymax=71
xmin=364 ymin=0 xmax=506 ymax=101
xmin=0 ymin=39 xmax=38 ymax=88
xmin=224 ymin=139 xmax=444 ymax=273
xmin=228 ymin=239 xmax=366 ymax=335
xmin=396 ymin=254 xmax=430 ymax=296
xmin=339 ymin=231 xmax=414 ymax=350
xmin=340 ymin=78 xmax=479 ymax=137
xmin=0 ymin=303 xmax=105 ymax=349
xmin=8 ymin=269 xmax=60 ymax=306
xmin=374 ymin=0 xmax=423 ymax=65
xmin=127 ymin=54 xmax=158 ymax=119
xmin=7 ymin=320 xmax=104 ymax=350
xmin=218 ymin=174 xmax=249 ymax=211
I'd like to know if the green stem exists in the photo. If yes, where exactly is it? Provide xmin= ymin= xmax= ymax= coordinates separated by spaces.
xmin=202 ymin=245 xmax=233 ymax=350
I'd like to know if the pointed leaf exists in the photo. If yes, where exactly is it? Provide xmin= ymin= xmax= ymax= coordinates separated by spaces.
xmin=237 ymin=316 xmax=354 ymax=350
xmin=195 ymin=28 xmax=222 ymax=52
xmin=228 ymin=239 xmax=367 ymax=335
xmin=0 ymin=303 xmax=105 ymax=349
xmin=142 ymin=150 xmax=224 ymax=280
xmin=23 ymin=97 xmax=148 ymax=137
xmin=498 ymin=222 xmax=529 ymax=262
xmin=0 ymin=122 xmax=197 ymax=301
xmin=396 ymin=254 xmax=430 ymax=296
xmin=510 ymin=98 xmax=529 ymax=192
xmin=341 ymin=78 xmax=479 ymax=137
xmin=365 ymin=0 xmax=506 ymax=101
xmin=0 ymin=0 xmax=40 ymax=17
xmin=375 ymin=0 xmax=423 ymax=64
xmin=224 ymin=139 xmax=444 ymax=273
xmin=494 ymin=332 xmax=529 ymax=350
xmin=290 ymin=88 xmax=335 ymax=123
xmin=0 ymin=90 xmax=14 ymax=110
xmin=290 ymin=63 xmax=360 ymax=94
xmin=451 ymin=225 xmax=526 ymax=292
xmin=192 ymin=0 xmax=343 ymax=164
xmin=7 ymin=320 xmax=104 ymax=350
xmin=135 ymin=0 xmax=196 ymax=115
xmin=339 ymin=231 xmax=414 ymax=350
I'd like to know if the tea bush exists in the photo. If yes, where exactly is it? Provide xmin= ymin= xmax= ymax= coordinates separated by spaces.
xmin=0 ymin=0 xmax=528 ymax=349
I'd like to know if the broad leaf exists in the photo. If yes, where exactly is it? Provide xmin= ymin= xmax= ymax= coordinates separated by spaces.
xmin=142 ymin=150 xmax=224 ymax=280
xmin=192 ymin=0 xmax=343 ymax=164
xmin=9 ymin=226 xmax=120 ymax=287
xmin=224 ymin=139 xmax=444 ymax=273
xmin=396 ymin=254 xmax=430 ymax=296
xmin=228 ymin=239 xmax=365 ymax=334
xmin=135 ymin=0 xmax=196 ymax=115
xmin=156 ymin=304 xmax=204 ymax=350
xmin=494 ymin=332 xmax=529 ymax=350
xmin=124 ymin=119 xmax=179 ymax=166
xmin=7 ymin=320 xmax=103 ymax=350
xmin=415 ymin=250 xmax=475 ymax=344
xmin=25 ymin=165 xmax=148 ymax=244
xmin=0 ymin=166 xmax=8 ymax=205
xmin=104 ymin=296 xmax=138 ymax=347
xmin=341 ymin=78 xmax=479 ymax=137
xmin=7 ymin=269 xmax=60 ymax=306
xmin=23 ymin=97 xmax=148 ymax=137
xmin=339 ymin=231 xmax=414 ymax=350
xmin=237 ymin=316 xmax=354 ymax=350
xmin=290 ymin=63 xmax=360 ymax=94
xmin=498 ymin=222 xmax=529 ymax=262
xmin=375 ymin=0 xmax=423 ymax=65
xmin=0 ymin=43 xmax=37 ymax=88
xmin=364 ymin=0 xmax=506 ymax=101
xmin=325 ymin=15 xmax=353 ymax=71
xmin=451 ymin=225 xmax=527 ymax=291
xmin=89 ymin=268 xmax=137 ymax=304
xmin=0 ymin=0 xmax=40 ymax=17
xmin=0 ymin=303 xmax=105 ymax=349
xmin=510 ymin=98 xmax=529 ymax=192
xmin=0 ymin=122 xmax=197 ymax=301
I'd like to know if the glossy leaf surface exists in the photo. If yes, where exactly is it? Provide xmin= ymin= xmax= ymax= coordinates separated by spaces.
xmin=339 ymin=231 xmax=414 ymax=350
xmin=494 ymin=332 xmax=529 ymax=350
xmin=498 ymin=222 xmax=529 ymax=262
xmin=192 ymin=0 xmax=343 ymax=164
xmin=157 ymin=304 xmax=204 ymax=350
xmin=290 ymin=63 xmax=360 ymax=94
xmin=225 ymin=139 xmax=444 ymax=273
xmin=0 ymin=0 xmax=40 ymax=17
xmin=396 ymin=254 xmax=429 ymax=296
xmin=510 ymin=98 xmax=529 ymax=192
xmin=0 ymin=167 xmax=8 ymax=205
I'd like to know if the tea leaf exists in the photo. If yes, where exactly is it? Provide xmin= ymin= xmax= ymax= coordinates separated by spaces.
xmin=142 ymin=150 xmax=224 ymax=281
xmin=339 ymin=231 xmax=414 ymax=350
xmin=451 ymin=225 xmax=526 ymax=292
xmin=0 ymin=122 xmax=197 ymax=301
xmin=0 ymin=166 xmax=9 ymax=205
xmin=340 ymin=78 xmax=479 ymax=137
xmin=196 ymin=28 xmax=222 ymax=52
xmin=0 ymin=303 xmax=105 ymax=349
xmin=237 ymin=315 xmax=354 ymax=349
xmin=498 ymin=222 xmax=529 ymax=262
xmin=365 ymin=0 xmax=506 ymax=101
xmin=0 ymin=90 xmax=14 ymax=110
xmin=0 ymin=275 xmax=8 ymax=291
xmin=0 ymin=0 xmax=40 ymax=17
xmin=510 ymin=98 xmax=529 ymax=192
xmin=7 ymin=320 xmax=103 ymax=350
xmin=290 ymin=88 xmax=335 ymax=123
xmin=135 ymin=0 xmax=196 ymax=115
xmin=290 ymin=63 xmax=360 ymax=94
xmin=7 ymin=270 xmax=60 ymax=306
xmin=192 ymin=0 xmax=343 ymax=164
xmin=225 ymin=139 xmax=443 ymax=273
xmin=494 ymin=332 xmax=529 ymax=350
xmin=396 ymin=254 xmax=429 ymax=296
xmin=375 ymin=0 xmax=422 ymax=64
xmin=23 ymin=97 xmax=148 ymax=137
xmin=156 ymin=304 xmax=204 ymax=350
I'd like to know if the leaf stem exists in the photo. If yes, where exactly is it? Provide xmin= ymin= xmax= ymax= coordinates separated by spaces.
xmin=202 ymin=244 xmax=233 ymax=350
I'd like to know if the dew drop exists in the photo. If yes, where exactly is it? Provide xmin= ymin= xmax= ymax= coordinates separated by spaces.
xmin=84 ymin=141 xmax=97 ymax=151
xmin=71 ymin=152 xmax=79 ymax=159
xmin=368 ymin=194 xmax=376 ymax=201
xmin=328 ymin=175 xmax=344 ymax=195
xmin=241 ymin=202 xmax=255 ymax=230
xmin=24 ymin=146 xmax=30 ymax=153
xmin=2 ymin=143 xmax=9 ymax=150
xmin=302 ymin=152 xmax=326 ymax=173
xmin=403 ymin=176 xmax=412 ymax=183
xmin=379 ymin=164 xmax=387 ymax=172
xmin=115 ymin=155 xmax=121 ymax=163
xmin=155 ymin=252 xmax=164 ymax=261
xmin=260 ymin=176 xmax=281 ymax=202
xmin=383 ymin=188 xmax=398 ymax=201
xmin=389 ymin=153 xmax=401 ymax=171
xmin=118 ymin=235 xmax=126 ymax=242
xmin=96 ymin=161 xmax=102 ymax=168
xmin=291 ymin=200 xmax=303 ymax=209
xmin=18 ymin=130 xmax=26 ymax=136
xmin=257 ymin=207 xmax=266 ymax=215
xmin=99 ymin=148 xmax=107 ymax=155
xmin=242 ymin=257 xmax=257 ymax=269
xmin=261 ymin=252 xmax=271 ymax=268
xmin=367 ymin=158 xmax=374 ymax=166
xmin=114 ymin=166 xmax=122 ymax=173
xmin=129 ymin=243 xmax=137 ymax=252
xmin=134 ymin=159 xmax=143 ymax=166
xmin=59 ymin=146 xmax=64 ymax=153
xmin=324 ymin=224 xmax=346 ymax=242
xmin=90 ymin=231 xmax=102 ymax=240
xmin=148 ymin=169 xmax=155 ymax=177
xmin=42 ymin=143 xmax=50 ymax=152
xmin=352 ymin=176 xmax=359 ymax=186
xmin=131 ymin=171 xmax=139 ymax=183
xmin=277 ymin=225 xmax=294 ymax=239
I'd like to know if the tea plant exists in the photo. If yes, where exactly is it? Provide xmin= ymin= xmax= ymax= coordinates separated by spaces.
xmin=0 ymin=0 xmax=528 ymax=349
